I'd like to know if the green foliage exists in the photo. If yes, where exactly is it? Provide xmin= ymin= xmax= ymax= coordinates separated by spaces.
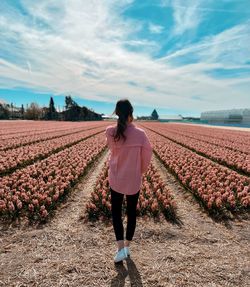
xmin=65 ymin=95 xmax=79 ymax=110
xmin=151 ymin=109 xmax=159 ymax=120
xmin=44 ymin=97 xmax=58 ymax=120
xmin=25 ymin=102 xmax=42 ymax=120
xmin=63 ymin=95 xmax=102 ymax=121
xmin=0 ymin=103 xmax=10 ymax=119
xmin=0 ymin=95 xmax=102 ymax=121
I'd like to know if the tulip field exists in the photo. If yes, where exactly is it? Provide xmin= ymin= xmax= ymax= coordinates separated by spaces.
xmin=140 ymin=122 xmax=250 ymax=175
xmin=0 ymin=121 xmax=110 ymax=220
xmin=85 ymin=161 xmax=177 ymax=222
xmin=139 ymin=122 xmax=250 ymax=215
xmin=1 ymin=120 xmax=250 ymax=287
xmin=0 ymin=120 xmax=249 ymax=223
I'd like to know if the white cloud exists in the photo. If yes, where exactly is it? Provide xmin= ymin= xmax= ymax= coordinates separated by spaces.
xmin=171 ymin=0 xmax=203 ymax=35
xmin=148 ymin=23 xmax=164 ymax=34
xmin=0 ymin=0 xmax=249 ymax=115
xmin=158 ymin=21 xmax=250 ymax=66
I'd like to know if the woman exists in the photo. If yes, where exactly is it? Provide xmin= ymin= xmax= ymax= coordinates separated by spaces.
xmin=105 ymin=99 xmax=152 ymax=263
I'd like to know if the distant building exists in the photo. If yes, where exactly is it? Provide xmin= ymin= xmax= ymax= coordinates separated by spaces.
xmin=102 ymin=114 xmax=118 ymax=120
xmin=200 ymin=108 xmax=250 ymax=125
xmin=182 ymin=116 xmax=200 ymax=122
xmin=158 ymin=114 xmax=183 ymax=122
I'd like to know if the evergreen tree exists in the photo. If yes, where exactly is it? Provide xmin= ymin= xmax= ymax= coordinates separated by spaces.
xmin=10 ymin=102 xmax=14 ymax=119
xmin=49 ymin=97 xmax=56 ymax=113
xmin=44 ymin=97 xmax=58 ymax=120
xmin=151 ymin=109 xmax=159 ymax=120
xmin=20 ymin=104 xmax=25 ymax=119
xmin=21 ymin=104 xmax=24 ymax=115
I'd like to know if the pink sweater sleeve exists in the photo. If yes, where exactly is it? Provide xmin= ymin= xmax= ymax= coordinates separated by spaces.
xmin=141 ymin=132 xmax=153 ymax=174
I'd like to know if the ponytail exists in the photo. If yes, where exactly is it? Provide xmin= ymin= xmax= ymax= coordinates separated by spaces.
xmin=113 ymin=99 xmax=133 ymax=142
xmin=114 ymin=114 xmax=127 ymax=142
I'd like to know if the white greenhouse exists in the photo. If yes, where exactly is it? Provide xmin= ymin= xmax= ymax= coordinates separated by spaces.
xmin=200 ymin=108 xmax=250 ymax=125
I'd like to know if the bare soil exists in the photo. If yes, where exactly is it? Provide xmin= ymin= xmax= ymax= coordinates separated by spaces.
xmin=0 ymin=151 xmax=249 ymax=287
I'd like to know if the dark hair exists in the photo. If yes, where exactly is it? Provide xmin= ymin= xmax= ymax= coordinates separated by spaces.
xmin=112 ymin=99 xmax=133 ymax=142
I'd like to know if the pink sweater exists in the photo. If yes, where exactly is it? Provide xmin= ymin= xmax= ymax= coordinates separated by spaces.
xmin=105 ymin=122 xmax=153 ymax=195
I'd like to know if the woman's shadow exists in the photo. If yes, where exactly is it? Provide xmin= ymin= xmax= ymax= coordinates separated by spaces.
xmin=110 ymin=257 xmax=143 ymax=286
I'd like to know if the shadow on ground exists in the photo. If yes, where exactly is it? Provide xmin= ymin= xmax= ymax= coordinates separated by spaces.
xmin=110 ymin=257 xmax=143 ymax=287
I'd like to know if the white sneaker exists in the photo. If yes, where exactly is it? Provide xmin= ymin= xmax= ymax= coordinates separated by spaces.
xmin=124 ymin=246 xmax=130 ymax=257
xmin=114 ymin=248 xmax=127 ymax=263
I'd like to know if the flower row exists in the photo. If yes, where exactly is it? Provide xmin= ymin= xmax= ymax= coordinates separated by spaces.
xmin=0 ymin=133 xmax=107 ymax=220
xmin=0 ymin=122 xmax=108 ymax=150
xmin=85 ymin=161 xmax=177 ymax=222
xmin=165 ymin=122 xmax=250 ymax=146
xmin=0 ymin=119 xmax=105 ymax=134
xmin=0 ymin=124 xmax=74 ymax=140
xmin=142 ymin=128 xmax=250 ymax=213
xmin=0 ymin=126 xmax=108 ymax=176
xmin=141 ymin=122 xmax=250 ymax=154
xmin=140 ymin=124 xmax=249 ymax=175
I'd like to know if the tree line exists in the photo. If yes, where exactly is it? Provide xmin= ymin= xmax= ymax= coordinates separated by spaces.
xmin=137 ymin=109 xmax=159 ymax=120
xmin=0 ymin=96 xmax=102 ymax=121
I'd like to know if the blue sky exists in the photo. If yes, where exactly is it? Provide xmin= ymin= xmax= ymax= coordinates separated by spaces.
xmin=0 ymin=0 xmax=250 ymax=117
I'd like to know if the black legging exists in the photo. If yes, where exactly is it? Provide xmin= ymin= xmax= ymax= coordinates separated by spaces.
xmin=110 ymin=187 xmax=140 ymax=241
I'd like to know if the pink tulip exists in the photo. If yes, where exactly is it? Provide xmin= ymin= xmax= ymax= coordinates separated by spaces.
xmin=41 ymin=209 xmax=48 ymax=218
xmin=8 ymin=201 xmax=15 ymax=212
xmin=28 ymin=204 xmax=34 ymax=212
xmin=32 ymin=199 xmax=39 ymax=207
xmin=16 ymin=200 xmax=23 ymax=210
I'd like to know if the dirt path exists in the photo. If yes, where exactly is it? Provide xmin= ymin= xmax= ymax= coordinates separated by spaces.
xmin=0 ymin=152 xmax=249 ymax=287
xmin=151 ymin=155 xmax=250 ymax=285
xmin=153 ymin=155 xmax=249 ymax=231
xmin=0 ymin=150 xmax=111 ymax=286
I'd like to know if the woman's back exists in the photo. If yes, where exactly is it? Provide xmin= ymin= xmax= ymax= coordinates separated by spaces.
xmin=105 ymin=122 xmax=152 ymax=195
xmin=105 ymin=99 xmax=152 ymax=263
